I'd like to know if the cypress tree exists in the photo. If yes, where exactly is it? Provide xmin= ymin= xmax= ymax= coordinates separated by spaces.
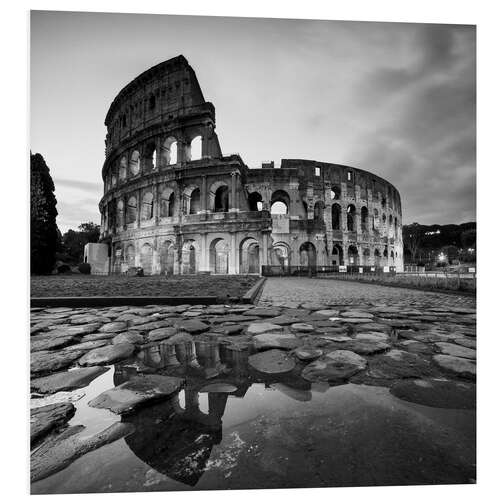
xmin=30 ymin=152 xmax=59 ymax=274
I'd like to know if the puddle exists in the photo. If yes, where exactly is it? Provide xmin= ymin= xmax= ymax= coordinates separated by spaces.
xmin=31 ymin=340 xmax=476 ymax=493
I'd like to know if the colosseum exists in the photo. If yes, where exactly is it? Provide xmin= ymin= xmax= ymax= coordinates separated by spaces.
xmin=96 ymin=55 xmax=403 ymax=276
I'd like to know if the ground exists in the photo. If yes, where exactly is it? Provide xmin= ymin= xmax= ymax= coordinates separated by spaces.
xmin=30 ymin=277 xmax=476 ymax=493
xmin=30 ymin=275 xmax=259 ymax=298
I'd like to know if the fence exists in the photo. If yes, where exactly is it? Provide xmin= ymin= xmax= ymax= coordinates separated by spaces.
xmin=261 ymin=265 xmax=396 ymax=277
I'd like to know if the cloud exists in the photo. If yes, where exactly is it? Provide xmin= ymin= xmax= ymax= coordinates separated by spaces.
xmin=54 ymin=178 xmax=102 ymax=192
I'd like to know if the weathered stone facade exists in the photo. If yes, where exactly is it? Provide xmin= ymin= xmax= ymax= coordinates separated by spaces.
xmin=99 ymin=55 xmax=403 ymax=275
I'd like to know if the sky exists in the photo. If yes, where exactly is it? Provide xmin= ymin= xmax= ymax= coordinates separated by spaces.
xmin=30 ymin=11 xmax=476 ymax=232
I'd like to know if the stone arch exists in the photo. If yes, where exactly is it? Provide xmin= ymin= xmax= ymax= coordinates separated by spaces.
xmin=160 ymin=240 xmax=175 ymax=275
xmin=130 ymin=150 xmax=140 ymax=176
xmin=119 ymin=156 xmax=127 ymax=180
xmin=187 ymin=135 xmax=202 ymax=161
xmin=331 ymin=203 xmax=341 ymax=230
xmin=270 ymin=190 xmax=290 ymax=215
xmin=239 ymin=237 xmax=260 ymax=274
xmin=125 ymin=244 xmax=135 ymax=268
xmin=390 ymin=250 xmax=395 ymax=264
xmin=373 ymin=209 xmax=380 ymax=231
xmin=126 ymin=196 xmax=137 ymax=224
xmin=248 ymin=191 xmax=263 ymax=212
xmin=144 ymin=142 xmax=156 ymax=172
xmin=162 ymin=136 xmax=178 ymax=166
xmin=271 ymin=242 xmax=290 ymax=267
xmin=374 ymin=248 xmax=381 ymax=266
xmin=209 ymin=181 xmax=229 ymax=213
xmin=299 ymin=241 xmax=317 ymax=267
xmin=141 ymin=191 xmax=154 ymax=220
xmin=140 ymin=243 xmax=153 ymax=274
xmin=363 ymin=248 xmax=370 ymax=265
xmin=116 ymin=199 xmax=124 ymax=227
xmin=347 ymin=245 xmax=359 ymax=265
xmin=313 ymin=201 xmax=325 ymax=222
xmin=331 ymin=185 xmax=341 ymax=200
xmin=183 ymin=185 xmax=201 ymax=215
xmin=331 ymin=243 xmax=343 ymax=266
xmin=347 ymin=204 xmax=356 ymax=232
xmin=209 ymin=238 xmax=229 ymax=274
xmin=361 ymin=206 xmax=369 ymax=231
xmin=181 ymin=239 xmax=198 ymax=274
xmin=160 ymin=187 xmax=176 ymax=217
xmin=113 ymin=244 xmax=123 ymax=274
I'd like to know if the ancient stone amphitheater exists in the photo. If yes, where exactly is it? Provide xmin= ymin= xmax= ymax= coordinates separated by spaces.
xmin=98 ymin=55 xmax=403 ymax=275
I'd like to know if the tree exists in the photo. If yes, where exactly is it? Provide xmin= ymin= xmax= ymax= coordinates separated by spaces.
xmin=31 ymin=152 xmax=59 ymax=274
xmin=61 ymin=222 xmax=101 ymax=263
xmin=403 ymin=223 xmax=422 ymax=263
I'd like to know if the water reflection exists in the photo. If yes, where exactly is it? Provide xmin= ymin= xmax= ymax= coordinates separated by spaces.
xmin=114 ymin=339 xmax=313 ymax=486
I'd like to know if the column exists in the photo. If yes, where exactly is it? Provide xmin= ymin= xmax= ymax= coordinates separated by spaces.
xmin=136 ymin=190 xmax=142 ymax=228
xmin=229 ymin=232 xmax=237 ymax=274
xmin=201 ymin=175 xmax=208 ymax=214
xmin=230 ymin=171 xmax=238 ymax=213
xmin=153 ymin=184 xmax=159 ymax=224
xmin=200 ymin=233 xmax=209 ymax=272
xmin=262 ymin=231 xmax=269 ymax=267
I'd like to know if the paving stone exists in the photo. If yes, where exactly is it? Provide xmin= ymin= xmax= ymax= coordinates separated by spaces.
xmin=433 ymin=354 xmax=476 ymax=379
xmin=199 ymin=382 xmax=237 ymax=393
xmin=98 ymin=322 xmax=128 ymax=333
xmin=31 ymin=350 xmax=84 ymax=377
xmin=290 ymin=323 xmax=315 ymax=332
xmin=162 ymin=332 xmax=194 ymax=345
xmin=331 ymin=338 xmax=391 ymax=355
xmin=454 ymin=338 xmax=476 ymax=349
xmin=46 ymin=323 xmax=101 ymax=335
xmin=78 ymin=344 xmax=135 ymax=366
xmin=30 ymin=402 xmax=75 ymax=444
xmin=133 ymin=320 xmax=174 ymax=331
xmin=243 ymin=307 xmax=281 ymax=317
xmin=148 ymin=327 xmax=178 ymax=342
xmin=301 ymin=350 xmax=367 ymax=383
xmin=112 ymin=332 xmax=145 ymax=345
xmin=88 ymin=374 xmax=184 ymax=414
xmin=294 ymin=347 xmax=323 ymax=361
xmin=435 ymin=342 xmax=476 ymax=359
xmin=64 ymin=339 xmax=109 ymax=352
xmin=70 ymin=315 xmax=107 ymax=325
xmin=177 ymin=319 xmax=210 ymax=334
xmin=314 ymin=309 xmax=340 ymax=317
xmin=212 ymin=314 xmax=258 ymax=324
xmin=31 ymin=367 xmax=109 ymax=394
xmin=368 ymin=349 xmax=436 ymax=380
xmin=31 ymin=335 xmax=78 ymax=352
xmin=30 ymin=422 xmax=134 ymax=482
xmin=253 ymin=333 xmax=301 ymax=351
xmin=340 ymin=311 xmax=375 ymax=319
xmin=248 ymin=349 xmax=296 ymax=374
xmin=246 ymin=322 xmax=283 ymax=335
xmin=397 ymin=340 xmax=435 ymax=355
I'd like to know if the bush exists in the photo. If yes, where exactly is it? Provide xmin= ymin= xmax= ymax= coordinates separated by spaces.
xmin=78 ymin=262 xmax=91 ymax=274
xmin=57 ymin=264 xmax=71 ymax=274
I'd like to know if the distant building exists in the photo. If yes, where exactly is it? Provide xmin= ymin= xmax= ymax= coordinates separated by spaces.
xmin=98 ymin=55 xmax=403 ymax=275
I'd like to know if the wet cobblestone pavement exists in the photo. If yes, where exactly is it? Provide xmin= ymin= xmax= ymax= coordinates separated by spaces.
xmin=30 ymin=288 xmax=476 ymax=492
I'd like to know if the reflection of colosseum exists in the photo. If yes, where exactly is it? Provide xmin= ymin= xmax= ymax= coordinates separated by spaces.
xmin=98 ymin=55 xmax=403 ymax=275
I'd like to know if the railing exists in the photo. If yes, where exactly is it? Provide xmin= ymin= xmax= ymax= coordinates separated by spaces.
xmin=261 ymin=265 xmax=396 ymax=277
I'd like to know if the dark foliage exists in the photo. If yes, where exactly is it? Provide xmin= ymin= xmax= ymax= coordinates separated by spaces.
xmin=30 ymin=153 xmax=60 ymax=274
xmin=78 ymin=262 xmax=91 ymax=274
xmin=57 ymin=264 xmax=71 ymax=274
xmin=61 ymin=222 xmax=101 ymax=264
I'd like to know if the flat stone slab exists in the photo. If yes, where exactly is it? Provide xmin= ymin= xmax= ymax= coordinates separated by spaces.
xmin=314 ymin=309 xmax=340 ymax=317
xmin=340 ymin=311 xmax=375 ymax=319
xmin=433 ymin=354 xmax=476 ymax=379
xmin=390 ymin=379 xmax=475 ymax=409
xmin=88 ymin=374 xmax=184 ymax=414
xmin=31 ymin=367 xmax=109 ymax=394
xmin=253 ymin=333 xmax=301 ymax=351
xmin=30 ymin=422 xmax=134 ymax=482
xmin=301 ymin=350 xmax=367 ymax=383
xmin=290 ymin=323 xmax=315 ymax=333
xmin=212 ymin=314 xmax=259 ymax=324
xmin=294 ymin=348 xmax=323 ymax=361
xmin=368 ymin=349 xmax=436 ymax=380
xmin=31 ymin=402 xmax=75 ymax=444
xmin=78 ymin=343 xmax=135 ymax=366
xmin=31 ymin=350 xmax=84 ymax=377
xmin=199 ymin=383 xmax=238 ymax=393
xmin=98 ymin=322 xmax=128 ymax=333
xmin=338 ymin=318 xmax=374 ymax=324
xmin=178 ymin=319 xmax=210 ymax=334
xmin=112 ymin=332 xmax=145 ymax=345
xmin=148 ymin=327 xmax=178 ymax=342
xmin=162 ymin=332 xmax=194 ymax=345
xmin=248 ymin=349 xmax=296 ymax=374
xmin=334 ymin=338 xmax=392 ymax=355
xmin=63 ymin=339 xmax=109 ymax=352
xmin=133 ymin=320 xmax=173 ymax=331
xmin=454 ymin=338 xmax=476 ymax=349
xmin=435 ymin=342 xmax=476 ymax=359
xmin=243 ymin=307 xmax=281 ymax=317
xmin=247 ymin=322 xmax=283 ymax=335
xmin=31 ymin=335 xmax=78 ymax=352
xmin=300 ymin=302 xmax=326 ymax=311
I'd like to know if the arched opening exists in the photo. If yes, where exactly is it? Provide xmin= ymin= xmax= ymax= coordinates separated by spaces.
xmin=361 ymin=206 xmax=369 ymax=231
xmin=116 ymin=200 xmax=124 ymax=228
xmin=331 ymin=186 xmax=341 ymax=200
xmin=383 ymin=247 xmax=388 ymax=260
xmin=162 ymin=137 xmax=178 ymax=165
xmin=126 ymin=196 xmax=137 ymax=224
xmin=119 ymin=157 xmax=127 ymax=180
xmin=160 ymin=190 xmax=176 ymax=217
xmin=389 ymin=214 xmax=393 ymax=226
xmin=331 ymin=244 xmax=343 ymax=266
xmin=182 ymin=240 xmax=197 ymax=274
xmin=160 ymin=241 xmax=175 ymax=275
xmin=382 ymin=213 xmax=387 ymax=225
xmin=313 ymin=201 xmax=325 ymax=223
xmin=240 ymin=238 xmax=260 ymax=274
xmin=189 ymin=188 xmax=201 ymax=214
xmin=140 ymin=243 xmax=153 ymax=275
xmin=125 ymin=245 xmax=135 ymax=268
xmin=149 ymin=95 xmax=156 ymax=110
xmin=189 ymin=135 xmax=202 ymax=161
xmin=390 ymin=250 xmax=395 ymax=264
xmin=299 ymin=242 xmax=317 ymax=267
xmin=152 ymin=150 xmax=157 ymax=169
xmin=332 ymin=203 xmax=341 ymax=230
xmin=210 ymin=238 xmax=229 ymax=274
xmin=373 ymin=209 xmax=379 ymax=231
xmin=270 ymin=190 xmax=290 ymax=215
xmin=214 ymin=185 xmax=229 ymax=212
xmin=347 ymin=204 xmax=356 ymax=232
xmin=374 ymin=248 xmax=381 ymax=266
xmin=141 ymin=192 xmax=154 ymax=220
xmin=130 ymin=150 xmax=140 ymax=175
xmin=271 ymin=243 xmax=290 ymax=268
xmin=363 ymin=248 xmax=370 ymax=265
xmin=143 ymin=143 xmax=156 ymax=172
xmin=248 ymin=192 xmax=263 ymax=212
xmin=347 ymin=245 xmax=359 ymax=265
xmin=111 ymin=171 xmax=117 ymax=187
xmin=113 ymin=245 xmax=122 ymax=274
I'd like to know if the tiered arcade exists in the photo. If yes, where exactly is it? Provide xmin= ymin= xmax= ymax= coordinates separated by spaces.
xmin=99 ymin=55 xmax=403 ymax=275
